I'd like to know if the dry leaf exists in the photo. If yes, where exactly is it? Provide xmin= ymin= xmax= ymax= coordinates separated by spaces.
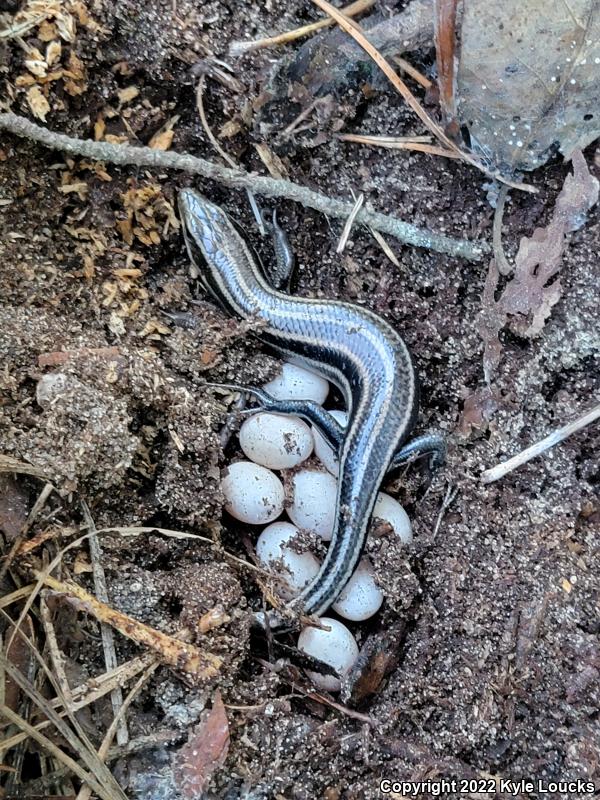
xmin=149 ymin=128 xmax=174 ymax=151
xmin=26 ymin=85 xmax=50 ymax=121
xmin=55 ymin=11 xmax=76 ymax=41
xmin=24 ymin=47 xmax=47 ymax=78
xmin=64 ymin=78 xmax=86 ymax=96
xmin=46 ymin=40 xmax=62 ymax=67
xmin=457 ymin=0 xmax=600 ymax=172
xmin=116 ymin=218 xmax=134 ymax=245
xmin=218 ymin=118 xmax=243 ymax=139
xmin=59 ymin=181 xmax=88 ymax=199
xmin=37 ymin=20 xmax=58 ymax=41
xmin=118 ymin=85 xmax=139 ymax=105
xmin=174 ymin=691 xmax=230 ymax=799
xmin=458 ymin=386 xmax=500 ymax=436
xmin=15 ymin=74 xmax=37 ymax=88
xmin=94 ymin=114 xmax=106 ymax=141
xmin=478 ymin=150 xmax=599 ymax=379
xmin=104 ymin=133 xmax=128 ymax=144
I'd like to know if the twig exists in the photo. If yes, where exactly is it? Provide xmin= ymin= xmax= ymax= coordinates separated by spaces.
xmin=0 ymin=111 xmax=487 ymax=260
xmin=195 ymin=74 xmax=237 ymax=169
xmin=81 ymin=501 xmax=128 ymax=747
xmin=40 ymin=573 xmax=222 ymax=683
xmin=228 ymin=0 xmax=375 ymax=55
xmin=481 ymin=402 xmax=600 ymax=484
xmin=38 ymin=346 xmax=120 ymax=367
xmin=336 ymin=192 xmax=364 ymax=252
xmin=255 ymin=658 xmax=378 ymax=725
xmin=311 ymin=0 xmax=536 ymax=194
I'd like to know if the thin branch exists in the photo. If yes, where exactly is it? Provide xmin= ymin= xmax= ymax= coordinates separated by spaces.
xmin=40 ymin=573 xmax=222 ymax=682
xmin=0 ymin=654 xmax=156 ymax=752
xmin=481 ymin=402 xmax=600 ymax=484
xmin=0 ymin=111 xmax=487 ymax=260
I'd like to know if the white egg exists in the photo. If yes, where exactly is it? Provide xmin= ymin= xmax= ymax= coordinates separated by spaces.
xmin=332 ymin=558 xmax=383 ymax=621
xmin=373 ymin=492 xmax=412 ymax=543
xmin=298 ymin=617 xmax=359 ymax=692
xmin=255 ymin=521 xmax=320 ymax=599
xmin=221 ymin=461 xmax=284 ymax=525
xmin=312 ymin=409 xmax=348 ymax=475
xmin=263 ymin=363 xmax=329 ymax=404
xmin=239 ymin=413 xmax=313 ymax=470
xmin=287 ymin=468 xmax=337 ymax=541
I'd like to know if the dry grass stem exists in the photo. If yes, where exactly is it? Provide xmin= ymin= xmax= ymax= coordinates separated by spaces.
xmin=481 ymin=402 xmax=600 ymax=484
xmin=228 ymin=0 xmax=375 ymax=55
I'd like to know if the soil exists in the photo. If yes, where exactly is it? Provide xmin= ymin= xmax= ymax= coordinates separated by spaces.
xmin=0 ymin=1 xmax=599 ymax=799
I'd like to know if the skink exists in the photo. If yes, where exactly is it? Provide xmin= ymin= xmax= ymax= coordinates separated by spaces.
xmin=178 ymin=189 xmax=445 ymax=624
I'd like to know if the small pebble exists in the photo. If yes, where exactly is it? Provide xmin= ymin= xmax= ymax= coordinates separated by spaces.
xmin=332 ymin=558 xmax=383 ymax=621
xmin=263 ymin=363 xmax=329 ymax=404
xmin=221 ymin=461 xmax=284 ymax=525
xmin=255 ymin=521 xmax=320 ymax=599
xmin=373 ymin=492 xmax=412 ymax=543
xmin=239 ymin=412 xmax=313 ymax=470
xmin=287 ymin=468 xmax=337 ymax=541
xmin=298 ymin=617 xmax=359 ymax=692
xmin=312 ymin=409 xmax=348 ymax=475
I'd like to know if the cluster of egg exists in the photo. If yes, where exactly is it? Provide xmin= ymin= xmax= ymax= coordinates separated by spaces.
xmin=220 ymin=363 xmax=412 ymax=691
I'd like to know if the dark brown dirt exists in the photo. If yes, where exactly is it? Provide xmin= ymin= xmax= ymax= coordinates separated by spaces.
xmin=0 ymin=1 xmax=599 ymax=799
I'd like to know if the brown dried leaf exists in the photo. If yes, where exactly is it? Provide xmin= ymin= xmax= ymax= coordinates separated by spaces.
xmin=24 ymin=47 xmax=47 ymax=78
xmin=64 ymin=78 xmax=86 ymax=96
xmin=116 ymin=218 xmax=134 ymax=245
xmin=37 ymin=20 xmax=57 ymax=41
xmin=174 ymin=691 xmax=230 ymax=799
xmin=0 ymin=475 xmax=28 ymax=541
xmin=26 ymin=85 xmax=50 ymax=121
xmin=478 ymin=150 xmax=599 ymax=379
xmin=117 ymin=85 xmax=139 ymax=105
xmin=94 ymin=114 xmax=105 ymax=141
xmin=55 ymin=11 xmax=76 ymax=42
xmin=149 ymin=128 xmax=174 ymax=151
xmin=218 ymin=118 xmax=243 ymax=139
xmin=457 ymin=0 xmax=600 ymax=172
xmin=45 ymin=40 xmax=61 ymax=67
xmin=457 ymin=386 xmax=500 ymax=437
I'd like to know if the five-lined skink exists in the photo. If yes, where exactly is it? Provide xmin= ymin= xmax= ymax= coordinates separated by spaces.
xmin=178 ymin=189 xmax=445 ymax=625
